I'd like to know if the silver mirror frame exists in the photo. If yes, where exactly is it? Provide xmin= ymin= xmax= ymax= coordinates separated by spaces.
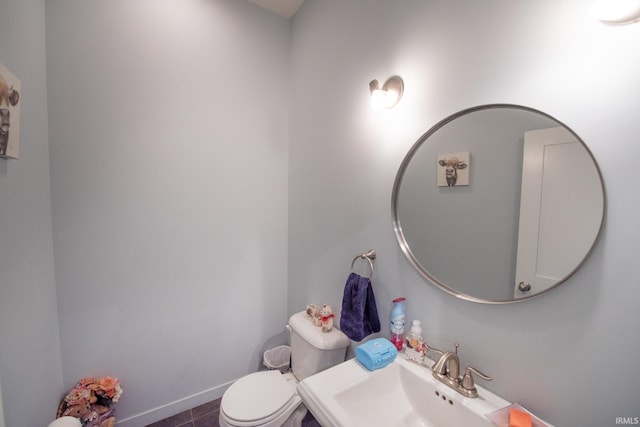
xmin=391 ymin=104 xmax=607 ymax=304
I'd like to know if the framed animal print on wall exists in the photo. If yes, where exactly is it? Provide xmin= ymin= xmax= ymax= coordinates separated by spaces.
xmin=437 ymin=151 xmax=470 ymax=187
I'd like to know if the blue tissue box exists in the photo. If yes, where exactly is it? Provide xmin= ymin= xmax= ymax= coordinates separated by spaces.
xmin=355 ymin=338 xmax=398 ymax=371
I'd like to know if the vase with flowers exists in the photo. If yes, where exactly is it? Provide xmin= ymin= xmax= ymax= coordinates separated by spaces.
xmin=56 ymin=376 xmax=123 ymax=427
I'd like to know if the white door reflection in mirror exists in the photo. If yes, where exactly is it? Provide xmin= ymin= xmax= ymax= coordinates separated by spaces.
xmin=515 ymin=127 xmax=604 ymax=297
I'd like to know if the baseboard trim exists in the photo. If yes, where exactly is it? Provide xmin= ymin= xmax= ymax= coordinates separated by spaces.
xmin=116 ymin=380 xmax=234 ymax=427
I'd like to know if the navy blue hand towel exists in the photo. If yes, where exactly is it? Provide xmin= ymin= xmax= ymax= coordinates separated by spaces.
xmin=340 ymin=272 xmax=381 ymax=342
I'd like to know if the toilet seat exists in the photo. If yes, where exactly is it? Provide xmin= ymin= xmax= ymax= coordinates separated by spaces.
xmin=220 ymin=370 xmax=302 ymax=427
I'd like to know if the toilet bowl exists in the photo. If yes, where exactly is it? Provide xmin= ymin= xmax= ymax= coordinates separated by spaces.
xmin=219 ymin=371 xmax=306 ymax=427
xmin=48 ymin=417 xmax=82 ymax=427
xmin=219 ymin=311 xmax=350 ymax=427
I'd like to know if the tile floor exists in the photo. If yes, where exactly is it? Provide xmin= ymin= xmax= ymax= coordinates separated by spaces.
xmin=145 ymin=399 xmax=220 ymax=427
xmin=144 ymin=398 xmax=321 ymax=427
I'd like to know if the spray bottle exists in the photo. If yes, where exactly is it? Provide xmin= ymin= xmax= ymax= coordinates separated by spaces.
xmin=390 ymin=297 xmax=406 ymax=351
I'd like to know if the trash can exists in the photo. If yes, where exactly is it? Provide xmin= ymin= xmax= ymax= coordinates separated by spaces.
xmin=263 ymin=345 xmax=291 ymax=372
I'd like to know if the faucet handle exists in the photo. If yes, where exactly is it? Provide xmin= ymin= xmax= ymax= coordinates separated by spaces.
xmin=424 ymin=342 xmax=444 ymax=358
xmin=461 ymin=366 xmax=492 ymax=391
xmin=425 ymin=341 xmax=459 ymax=357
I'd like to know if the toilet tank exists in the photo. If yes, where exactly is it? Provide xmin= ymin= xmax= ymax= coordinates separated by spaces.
xmin=288 ymin=311 xmax=350 ymax=381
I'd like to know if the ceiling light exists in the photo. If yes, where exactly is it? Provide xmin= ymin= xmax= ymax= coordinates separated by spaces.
xmin=589 ymin=0 xmax=640 ymax=25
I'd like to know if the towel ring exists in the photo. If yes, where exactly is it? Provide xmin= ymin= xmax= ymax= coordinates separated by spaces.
xmin=350 ymin=249 xmax=376 ymax=278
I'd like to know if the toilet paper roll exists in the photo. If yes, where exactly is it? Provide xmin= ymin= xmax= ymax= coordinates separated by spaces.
xmin=48 ymin=416 xmax=82 ymax=427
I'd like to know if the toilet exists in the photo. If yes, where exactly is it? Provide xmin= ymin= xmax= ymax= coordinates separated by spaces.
xmin=48 ymin=417 xmax=82 ymax=427
xmin=219 ymin=311 xmax=350 ymax=427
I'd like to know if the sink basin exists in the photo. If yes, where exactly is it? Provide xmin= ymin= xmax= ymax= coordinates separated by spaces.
xmin=298 ymin=353 xmax=510 ymax=427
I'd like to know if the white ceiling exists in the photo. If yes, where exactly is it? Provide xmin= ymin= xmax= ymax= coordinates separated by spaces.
xmin=248 ymin=0 xmax=304 ymax=19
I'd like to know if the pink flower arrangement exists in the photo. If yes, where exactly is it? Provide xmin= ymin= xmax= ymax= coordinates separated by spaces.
xmin=60 ymin=376 xmax=123 ymax=427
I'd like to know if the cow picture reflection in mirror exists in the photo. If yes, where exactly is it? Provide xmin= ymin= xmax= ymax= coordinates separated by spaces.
xmin=437 ymin=151 xmax=470 ymax=187
xmin=0 ymin=63 xmax=21 ymax=159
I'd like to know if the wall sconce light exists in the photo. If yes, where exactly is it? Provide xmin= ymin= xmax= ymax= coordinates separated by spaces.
xmin=369 ymin=76 xmax=404 ymax=110
xmin=589 ymin=0 xmax=640 ymax=25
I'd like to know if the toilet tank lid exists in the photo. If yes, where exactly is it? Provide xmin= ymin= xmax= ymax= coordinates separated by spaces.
xmin=288 ymin=311 xmax=350 ymax=350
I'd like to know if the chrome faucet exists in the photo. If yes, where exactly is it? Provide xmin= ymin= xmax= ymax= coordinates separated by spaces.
xmin=425 ymin=342 xmax=492 ymax=398
xmin=432 ymin=345 xmax=460 ymax=379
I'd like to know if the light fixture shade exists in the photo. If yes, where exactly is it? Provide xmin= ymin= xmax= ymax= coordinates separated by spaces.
xmin=370 ymin=88 xmax=388 ymax=110
xmin=369 ymin=76 xmax=404 ymax=109
xmin=589 ymin=0 xmax=640 ymax=24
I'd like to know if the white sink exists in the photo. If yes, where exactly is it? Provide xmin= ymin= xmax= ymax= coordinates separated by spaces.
xmin=298 ymin=354 xmax=510 ymax=427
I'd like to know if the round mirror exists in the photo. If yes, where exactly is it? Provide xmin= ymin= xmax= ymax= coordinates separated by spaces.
xmin=392 ymin=105 xmax=605 ymax=303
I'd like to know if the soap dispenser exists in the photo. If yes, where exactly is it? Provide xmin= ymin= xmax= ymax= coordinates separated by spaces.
xmin=405 ymin=320 xmax=426 ymax=363
xmin=408 ymin=320 xmax=422 ymax=339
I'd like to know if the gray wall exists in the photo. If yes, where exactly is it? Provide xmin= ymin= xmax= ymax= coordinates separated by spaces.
xmin=2 ymin=1 xmax=640 ymax=426
xmin=45 ymin=0 xmax=289 ymax=425
xmin=289 ymin=1 xmax=640 ymax=426
xmin=0 ymin=1 xmax=64 ymax=427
